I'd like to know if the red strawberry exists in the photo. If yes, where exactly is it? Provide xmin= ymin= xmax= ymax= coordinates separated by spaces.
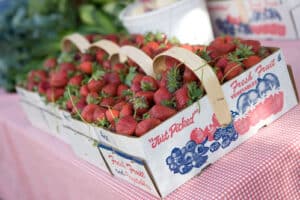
xmin=117 ymin=84 xmax=129 ymax=97
xmin=72 ymin=97 xmax=87 ymax=114
xmin=28 ymin=70 xmax=48 ymax=83
xmin=134 ymin=34 xmax=144 ymax=47
xmin=190 ymin=128 xmax=207 ymax=144
xmin=135 ymin=91 xmax=154 ymax=105
xmin=223 ymin=62 xmax=243 ymax=81
xmin=215 ymin=57 xmax=228 ymax=69
xmin=104 ymin=34 xmax=119 ymax=43
xmin=105 ymin=109 xmax=119 ymax=123
xmin=165 ymin=57 xmax=181 ymax=69
xmin=113 ymin=101 xmax=127 ymax=111
xmin=153 ymin=87 xmax=172 ymax=105
xmin=102 ymin=83 xmax=118 ymax=97
xmin=68 ymin=74 xmax=83 ymax=86
xmin=96 ymin=49 xmax=108 ymax=64
xmin=141 ymin=75 xmax=158 ymax=91
xmin=158 ymin=71 xmax=168 ymax=88
xmin=46 ymin=88 xmax=65 ymax=102
xmin=81 ymin=104 xmax=99 ymax=123
xmin=80 ymin=85 xmax=90 ymax=97
xmin=93 ymin=107 xmax=107 ymax=123
xmin=38 ymin=81 xmax=50 ymax=95
xmin=116 ymin=116 xmax=137 ymax=136
xmin=80 ymin=53 xmax=94 ymax=62
xmin=135 ymin=118 xmax=161 ymax=137
xmin=175 ymin=86 xmax=189 ymax=110
xmin=104 ymin=72 xmax=121 ymax=85
xmin=87 ymin=79 xmax=106 ymax=93
xmin=240 ymin=40 xmax=261 ymax=54
xmin=209 ymin=36 xmax=236 ymax=55
xmin=120 ymin=103 xmax=133 ymax=117
xmin=112 ymin=63 xmax=127 ymax=74
xmin=79 ymin=61 xmax=93 ymax=74
xmin=215 ymin=67 xmax=224 ymax=83
xmin=60 ymin=62 xmax=76 ymax=73
xmin=243 ymin=55 xmax=262 ymax=69
xmin=130 ymin=73 xmax=144 ymax=92
xmin=102 ymin=60 xmax=111 ymax=70
xmin=66 ymin=95 xmax=79 ymax=111
xmin=100 ymin=97 xmax=115 ymax=107
xmin=50 ymin=70 xmax=68 ymax=87
xmin=183 ymin=67 xmax=198 ymax=83
xmin=149 ymin=105 xmax=176 ymax=121
xmin=43 ymin=58 xmax=57 ymax=69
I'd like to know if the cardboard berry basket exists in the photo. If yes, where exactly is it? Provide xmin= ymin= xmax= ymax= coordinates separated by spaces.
xmin=95 ymin=46 xmax=298 ymax=198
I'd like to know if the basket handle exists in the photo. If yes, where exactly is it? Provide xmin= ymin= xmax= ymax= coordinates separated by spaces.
xmin=119 ymin=45 xmax=155 ymax=77
xmin=61 ymin=33 xmax=90 ymax=53
xmin=89 ymin=39 xmax=127 ymax=64
xmin=153 ymin=47 xmax=232 ymax=126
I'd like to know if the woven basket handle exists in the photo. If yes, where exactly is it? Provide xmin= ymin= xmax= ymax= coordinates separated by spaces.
xmin=89 ymin=39 xmax=127 ymax=64
xmin=119 ymin=45 xmax=155 ymax=77
xmin=153 ymin=47 xmax=231 ymax=126
xmin=61 ymin=33 xmax=90 ymax=53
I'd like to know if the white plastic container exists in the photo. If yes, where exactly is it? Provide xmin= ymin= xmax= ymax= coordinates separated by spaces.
xmin=119 ymin=0 xmax=214 ymax=44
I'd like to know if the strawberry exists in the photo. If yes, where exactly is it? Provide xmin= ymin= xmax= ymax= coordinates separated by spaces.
xmin=215 ymin=57 xmax=228 ymax=69
xmin=50 ymin=70 xmax=68 ymax=87
xmin=214 ymin=67 xmax=224 ymax=83
xmin=117 ymin=84 xmax=129 ymax=97
xmin=209 ymin=36 xmax=236 ymax=55
xmin=43 ymin=58 xmax=57 ymax=69
xmin=240 ymin=40 xmax=261 ymax=54
xmin=93 ymin=107 xmax=107 ymax=123
xmin=87 ymin=79 xmax=105 ymax=93
xmin=135 ymin=118 xmax=161 ymax=137
xmin=72 ymin=97 xmax=87 ymax=114
xmin=149 ymin=105 xmax=176 ymax=121
xmin=175 ymin=85 xmax=189 ymax=110
xmin=60 ymin=62 xmax=76 ymax=73
xmin=135 ymin=91 xmax=154 ymax=105
xmin=105 ymin=109 xmax=119 ymax=123
xmin=96 ymin=49 xmax=108 ymax=64
xmin=46 ymin=88 xmax=65 ymax=102
xmin=28 ymin=70 xmax=48 ymax=84
xmin=104 ymin=34 xmax=119 ymax=43
xmin=116 ymin=116 xmax=137 ymax=136
xmin=130 ymin=96 xmax=149 ymax=117
xmin=80 ymin=53 xmax=94 ymax=62
xmin=102 ymin=83 xmax=118 ymax=97
xmin=81 ymin=104 xmax=99 ymax=123
xmin=102 ymin=60 xmax=111 ymax=70
xmin=120 ymin=103 xmax=133 ymax=117
xmin=141 ymin=75 xmax=158 ymax=91
xmin=79 ymin=61 xmax=93 ymax=74
xmin=104 ymin=72 xmax=121 ymax=85
xmin=223 ymin=62 xmax=243 ymax=81
xmin=112 ymin=63 xmax=127 ymax=74
xmin=38 ymin=81 xmax=50 ymax=95
xmin=68 ymin=74 xmax=83 ymax=86
xmin=134 ymin=34 xmax=144 ymax=47
xmin=86 ymin=92 xmax=100 ymax=104
xmin=243 ymin=55 xmax=262 ymax=69
xmin=66 ymin=95 xmax=79 ymax=111
xmin=153 ymin=87 xmax=172 ymax=105
xmin=183 ymin=67 xmax=198 ymax=83
xmin=100 ymin=97 xmax=115 ymax=107
xmin=113 ymin=101 xmax=127 ymax=111
xmin=80 ymin=85 xmax=90 ymax=97
xmin=130 ymin=73 xmax=144 ymax=92
xmin=165 ymin=57 xmax=180 ymax=69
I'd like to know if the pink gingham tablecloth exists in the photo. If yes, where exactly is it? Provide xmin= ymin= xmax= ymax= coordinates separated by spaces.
xmin=0 ymin=40 xmax=300 ymax=200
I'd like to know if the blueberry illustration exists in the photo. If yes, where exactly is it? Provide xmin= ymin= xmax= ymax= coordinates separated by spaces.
xmin=256 ymin=78 xmax=272 ymax=97
xmin=221 ymin=136 xmax=231 ymax=149
xmin=183 ymin=152 xmax=194 ymax=164
xmin=186 ymin=140 xmax=196 ymax=152
xmin=247 ymin=90 xmax=259 ymax=105
xmin=178 ymin=163 xmax=193 ymax=174
xmin=166 ymin=156 xmax=174 ymax=165
xmin=223 ymin=124 xmax=235 ymax=139
xmin=214 ymin=128 xmax=223 ymax=141
xmin=231 ymin=111 xmax=239 ymax=119
xmin=171 ymin=147 xmax=182 ymax=158
xmin=237 ymin=93 xmax=250 ymax=114
xmin=195 ymin=144 xmax=209 ymax=155
xmin=169 ymin=163 xmax=178 ymax=170
xmin=193 ymin=155 xmax=208 ymax=168
xmin=231 ymin=132 xmax=239 ymax=141
xmin=263 ymin=73 xmax=280 ymax=89
xmin=181 ymin=147 xmax=187 ymax=155
xmin=174 ymin=155 xmax=184 ymax=165
xmin=210 ymin=141 xmax=221 ymax=152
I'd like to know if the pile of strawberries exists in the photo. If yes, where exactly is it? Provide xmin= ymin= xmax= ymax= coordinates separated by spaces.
xmin=23 ymin=34 xmax=270 ymax=137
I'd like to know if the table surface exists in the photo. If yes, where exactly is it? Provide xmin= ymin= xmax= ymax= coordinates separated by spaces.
xmin=1 ymin=40 xmax=300 ymax=200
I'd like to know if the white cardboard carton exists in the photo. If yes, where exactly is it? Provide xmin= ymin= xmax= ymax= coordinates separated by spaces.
xmin=207 ymin=0 xmax=300 ymax=39
xmin=96 ymin=48 xmax=298 ymax=197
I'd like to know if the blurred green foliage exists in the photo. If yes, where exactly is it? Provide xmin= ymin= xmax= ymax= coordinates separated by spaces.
xmin=0 ymin=0 xmax=132 ymax=92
